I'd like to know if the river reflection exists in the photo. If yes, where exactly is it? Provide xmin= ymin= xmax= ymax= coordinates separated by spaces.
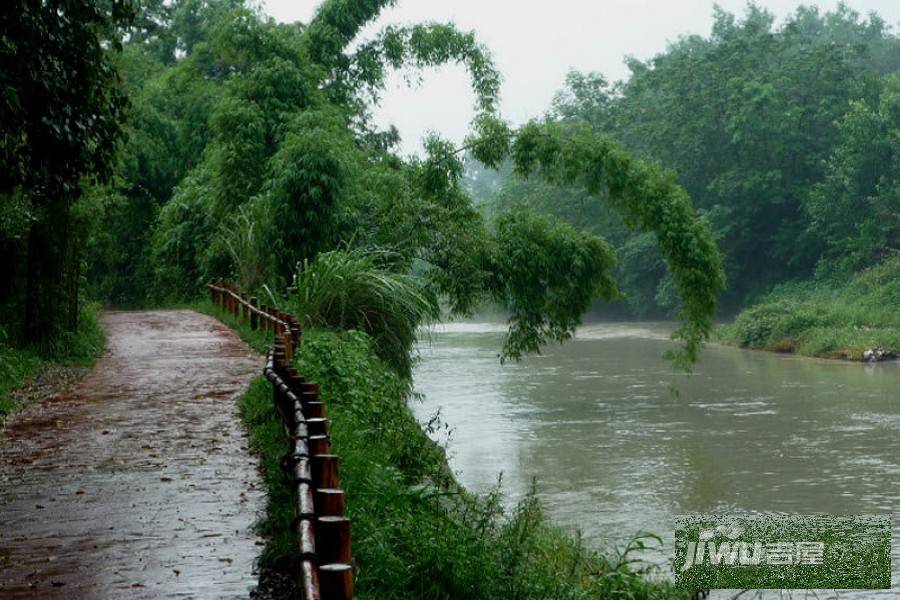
xmin=412 ymin=321 xmax=900 ymax=597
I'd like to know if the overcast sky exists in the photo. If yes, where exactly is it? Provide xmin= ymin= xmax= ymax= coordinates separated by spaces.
xmin=263 ymin=0 xmax=900 ymax=156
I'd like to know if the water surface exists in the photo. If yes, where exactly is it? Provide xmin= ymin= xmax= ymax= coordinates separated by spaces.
xmin=412 ymin=321 xmax=900 ymax=594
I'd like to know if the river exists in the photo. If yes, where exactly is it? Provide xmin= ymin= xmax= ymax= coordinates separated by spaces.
xmin=412 ymin=321 xmax=900 ymax=595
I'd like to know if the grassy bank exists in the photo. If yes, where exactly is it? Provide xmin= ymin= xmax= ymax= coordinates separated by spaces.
xmin=717 ymin=256 xmax=900 ymax=360
xmin=0 ymin=303 xmax=106 ymax=421
xmin=197 ymin=299 xmax=684 ymax=599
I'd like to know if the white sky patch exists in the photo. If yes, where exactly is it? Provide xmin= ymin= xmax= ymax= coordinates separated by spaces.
xmin=264 ymin=0 xmax=900 ymax=157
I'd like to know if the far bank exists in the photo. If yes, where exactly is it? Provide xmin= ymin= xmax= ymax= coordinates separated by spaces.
xmin=715 ymin=256 xmax=900 ymax=362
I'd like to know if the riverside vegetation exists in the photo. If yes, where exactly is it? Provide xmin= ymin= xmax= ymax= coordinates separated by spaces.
xmin=717 ymin=255 xmax=900 ymax=360
xmin=200 ymin=297 xmax=685 ymax=599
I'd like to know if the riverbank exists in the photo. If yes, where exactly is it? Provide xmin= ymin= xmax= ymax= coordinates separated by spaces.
xmin=197 ymin=299 xmax=685 ymax=599
xmin=716 ymin=256 xmax=900 ymax=361
xmin=0 ymin=303 xmax=105 ymax=423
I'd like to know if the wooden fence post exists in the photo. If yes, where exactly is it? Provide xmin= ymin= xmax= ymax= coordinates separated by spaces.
xmin=316 ymin=516 xmax=351 ymax=563
xmin=312 ymin=454 xmax=340 ymax=489
xmin=250 ymin=297 xmax=258 ymax=330
xmin=315 ymin=488 xmax=344 ymax=516
xmin=319 ymin=563 xmax=353 ymax=600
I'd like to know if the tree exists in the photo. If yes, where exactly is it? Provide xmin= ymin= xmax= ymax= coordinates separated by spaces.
xmin=806 ymin=75 xmax=900 ymax=276
xmin=0 ymin=0 xmax=133 ymax=344
xmin=126 ymin=0 xmax=725 ymax=366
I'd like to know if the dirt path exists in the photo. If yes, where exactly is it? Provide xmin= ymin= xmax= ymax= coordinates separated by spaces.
xmin=0 ymin=310 xmax=265 ymax=598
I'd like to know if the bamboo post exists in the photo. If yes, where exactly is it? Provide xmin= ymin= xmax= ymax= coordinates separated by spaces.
xmin=250 ymin=297 xmax=258 ymax=330
xmin=297 ymin=518 xmax=317 ymax=558
xmin=297 ymin=483 xmax=315 ymax=519
xmin=290 ymin=320 xmax=302 ymax=349
xmin=241 ymin=292 xmax=249 ymax=320
xmin=318 ymin=563 xmax=353 ymax=600
xmin=283 ymin=332 xmax=293 ymax=362
xmin=312 ymin=454 xmax=340 ymax=489
xmin=316 ymin=516 xmax=351 ymax=563
xmin=315 ymin=488 xmax=345 ymax=516
xmin=299 ymin=560 xmax=320 ymax=600
xmin=306 ymin=417 xmax=328 ymax=437
xmin=304 ymin=401 xmax=327 ymax=419
xmin=308 ymin=434 xmax=331 ymax=456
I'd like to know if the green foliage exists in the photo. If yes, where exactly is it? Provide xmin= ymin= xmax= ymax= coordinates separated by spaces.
xmin=304 ymin=0 xmax=397 ymax=69
xmin=264 ymin=109 xmax=357 ymax=275
xmin=288 ymin=249 xmax=439 ymax=377
xmin=475 ymin=4 xmax=899 ymax=318
xmin=806 ymin=75 xmax=900 ymax=277
xmin=1 ymin=0 xmax=134 ymax=342
xmin=0 ymin=347 xmax=41 ymax=420
xmin=214 ymin=200 xmax=274 ymax=292
xmin=719 ymin=254 xmax=900 ymax=359
xmin=616 ymin=233 xmax=670 ymax=317
xmin=0 ymin=0 xmax=133 ymax=195
xmin=351 ymin=23 xmax=501 ymax=112
xmin=467 ymin=119 xmax=726 ymax=367
xmin=151 ymin=167 xmax=216 ymax=300
xmin=82 ymin=185 xmax=157 ymax=307
xmin=486 ymin=210 xmax=620 ymax=360
xmin=207 ymin=95 xmax=267 ymax=211
xmin=468 ymin=114 xmax=511 ymax=168
xmin=609 ymin=4 xmax=897 ymax=303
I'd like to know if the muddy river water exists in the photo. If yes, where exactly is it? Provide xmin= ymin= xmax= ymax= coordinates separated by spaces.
xmin=412 ymin=321 xmax=900 ymax=596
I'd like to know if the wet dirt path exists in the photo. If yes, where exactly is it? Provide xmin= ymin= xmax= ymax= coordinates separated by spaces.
xmin=0 ymin=310 xmax=264 ymax=598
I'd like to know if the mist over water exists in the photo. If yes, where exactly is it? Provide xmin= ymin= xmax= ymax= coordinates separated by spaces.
xmin=413 ymin=321 xmax=900 ymax=594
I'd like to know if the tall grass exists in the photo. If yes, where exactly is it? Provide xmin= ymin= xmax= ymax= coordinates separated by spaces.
xmin=288 ymin=249 xmax=439 ymax=377
xmin=218 ymin=201 xmax=272 ymax=292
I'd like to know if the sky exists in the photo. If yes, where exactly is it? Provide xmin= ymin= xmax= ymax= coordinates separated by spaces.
xmin=263 ymin=0 xmax=900 ymax=156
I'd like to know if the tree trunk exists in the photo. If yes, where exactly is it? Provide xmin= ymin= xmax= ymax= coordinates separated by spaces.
xmin=24 ymin=196 xmax=75 ymax=346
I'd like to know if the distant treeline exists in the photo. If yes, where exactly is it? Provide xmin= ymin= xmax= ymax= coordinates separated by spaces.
xmin=469 ymin=4 xmax=899 ymax=318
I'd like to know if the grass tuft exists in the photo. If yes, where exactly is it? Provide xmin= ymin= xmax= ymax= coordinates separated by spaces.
xmin=288 ymin=249 xmax=440 ymax=378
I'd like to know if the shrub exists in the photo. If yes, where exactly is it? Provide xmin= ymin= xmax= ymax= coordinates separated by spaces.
xmin=288 ymin=248 xmax=439 ymax=377
xmin=719 ymin=255 xmax=900 ymax=357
